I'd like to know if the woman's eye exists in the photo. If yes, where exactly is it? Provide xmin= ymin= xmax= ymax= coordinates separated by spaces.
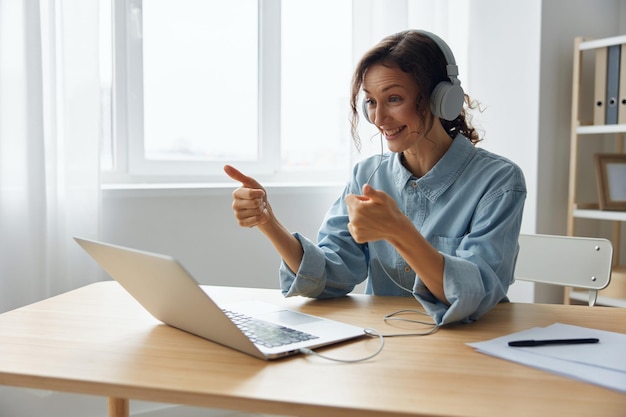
xmin=389 ymin=96 xmax=402 ymax=103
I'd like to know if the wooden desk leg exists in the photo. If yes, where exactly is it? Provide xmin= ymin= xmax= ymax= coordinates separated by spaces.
xmin=108 ymin=397 xmax=129 ymax=417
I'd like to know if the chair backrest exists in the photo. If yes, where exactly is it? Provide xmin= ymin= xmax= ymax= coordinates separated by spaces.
xmin=514 ymin=233 xmax=613 ymax=306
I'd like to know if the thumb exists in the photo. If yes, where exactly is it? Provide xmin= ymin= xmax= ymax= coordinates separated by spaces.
xmin=361 ymin=183 xmax=382 ymax=201
xmin=224 ymin=164 xmax=262 ymax=189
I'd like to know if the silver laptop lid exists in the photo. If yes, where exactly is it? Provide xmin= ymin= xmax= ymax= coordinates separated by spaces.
xmin=74 ymin=237 xmax=364 ymax=360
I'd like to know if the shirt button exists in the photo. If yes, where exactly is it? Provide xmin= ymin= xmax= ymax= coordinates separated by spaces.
xmin=411 ymin=181 xmax=418 ymax=188
xmin=404 ymin=266 xmax=411 ymax=273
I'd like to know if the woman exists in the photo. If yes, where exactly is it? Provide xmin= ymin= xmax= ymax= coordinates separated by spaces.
xmin=224 ymin=30 xmax=526 ymax=325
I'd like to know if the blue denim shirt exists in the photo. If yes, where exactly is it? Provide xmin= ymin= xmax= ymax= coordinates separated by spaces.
xmin=279 ymin=135 xmax=526 ymax=325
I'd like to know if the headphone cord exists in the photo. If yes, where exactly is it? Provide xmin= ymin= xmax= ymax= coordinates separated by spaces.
xmin=299 ymin=252 xmax=439 ymax=363
xmin=299 ymin=328 xmax=384 ymax=363
xmin=365 ymin=133 xmax=384 ymax=185
xmin=299 ymin=310 xmax=439 ymax=363
xmin=370 ymin=245 xmax=440 ymax=337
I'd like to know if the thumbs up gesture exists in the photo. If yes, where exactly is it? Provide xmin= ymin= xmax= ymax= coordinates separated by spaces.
xmin=224 ymin=165 xmax=272 ymax=228
xmin=345 ymin=184 xmax=404 ymax=243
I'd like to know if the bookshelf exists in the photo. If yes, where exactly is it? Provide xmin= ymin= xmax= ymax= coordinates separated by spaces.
xmin=567 ymin=35 xmax=626 ymax=307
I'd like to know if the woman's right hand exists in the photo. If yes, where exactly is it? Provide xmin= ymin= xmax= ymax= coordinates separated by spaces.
xmin=224 ymin=165 xmax=303 ymax=272
xmin=223 ymin=165 xmax=271 ymax=228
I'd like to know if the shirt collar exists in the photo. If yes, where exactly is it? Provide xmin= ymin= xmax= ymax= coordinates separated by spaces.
xmin=391 ymin=134 xmax=476 ymax=201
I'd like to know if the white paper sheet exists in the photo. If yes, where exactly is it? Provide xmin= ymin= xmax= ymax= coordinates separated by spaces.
xmin=467 ymin=323 xmax=626 ymax=393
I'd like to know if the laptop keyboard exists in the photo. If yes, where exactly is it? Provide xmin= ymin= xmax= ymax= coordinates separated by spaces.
xmin=223 ymin=309 xmax=319 ymax=348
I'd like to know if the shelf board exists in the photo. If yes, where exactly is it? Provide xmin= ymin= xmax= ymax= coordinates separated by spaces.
xmin=579 ymin=34 xmax=626 ymax=50
xmin=576 ymin=124 xmax=626 ymax=134
xmin=573 ymin=206 xmax=626 ymax=221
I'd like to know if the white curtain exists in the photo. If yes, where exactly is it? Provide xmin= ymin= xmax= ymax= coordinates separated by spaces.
xmin=0 ymin=0 xmax=101 ymax=313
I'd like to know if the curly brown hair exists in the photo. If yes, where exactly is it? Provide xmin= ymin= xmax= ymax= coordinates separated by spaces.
xmin=349 ymin=30 xmax=480 ymax=151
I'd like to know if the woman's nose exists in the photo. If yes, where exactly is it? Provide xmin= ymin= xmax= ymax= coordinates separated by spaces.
xmin=373 ymin=105 xmax=386 ymax=125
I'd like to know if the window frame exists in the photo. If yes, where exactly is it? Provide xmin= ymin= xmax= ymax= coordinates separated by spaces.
xmin=106 ymin=0 xmax=291 ymax=184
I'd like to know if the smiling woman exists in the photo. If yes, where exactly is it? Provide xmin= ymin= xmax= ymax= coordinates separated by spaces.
xmin=225 ymin=30 xmax=527 ymax=326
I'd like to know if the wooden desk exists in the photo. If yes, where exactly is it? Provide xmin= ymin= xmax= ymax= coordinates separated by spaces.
xmin=0 ymin=282 xmax=624 ymax=417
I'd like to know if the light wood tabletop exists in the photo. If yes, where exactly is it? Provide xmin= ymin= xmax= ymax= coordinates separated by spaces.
xmin=0 ymin=281 xmax=624 ymax=417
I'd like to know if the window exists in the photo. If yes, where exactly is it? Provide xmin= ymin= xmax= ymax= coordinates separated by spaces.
xmin=105 ymin=0 xmax=353 ymax=184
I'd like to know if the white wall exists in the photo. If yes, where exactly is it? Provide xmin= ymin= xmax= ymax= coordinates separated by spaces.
xmin=100 ymin=185 xmax=344 ymax=289
xmin=463 ymin=0 xmax=542 ymax=302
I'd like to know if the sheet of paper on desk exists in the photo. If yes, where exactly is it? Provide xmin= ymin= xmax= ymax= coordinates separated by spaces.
xmin=467 ymin=323 xmax=626 ymax=393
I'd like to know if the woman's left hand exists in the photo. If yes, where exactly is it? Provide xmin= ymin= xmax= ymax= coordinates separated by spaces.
xmin=345 ymin=184 xmax=406 ymax=243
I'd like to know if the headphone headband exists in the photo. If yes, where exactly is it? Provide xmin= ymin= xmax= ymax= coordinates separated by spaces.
xmin=415 ymin=30 xmax=461 ymax=86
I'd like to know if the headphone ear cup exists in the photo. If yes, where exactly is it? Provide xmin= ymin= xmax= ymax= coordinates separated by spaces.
xmin=430 ymin=81 xmax=464 ymax=121
xmin=362 ymin=100 xmax=372 ymax=124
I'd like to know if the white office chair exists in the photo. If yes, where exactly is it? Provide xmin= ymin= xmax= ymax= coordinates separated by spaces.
xmin=514 ymin=233 xmax=613 ymax=306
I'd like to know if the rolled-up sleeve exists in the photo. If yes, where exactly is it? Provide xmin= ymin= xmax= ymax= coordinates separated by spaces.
xmin=279 ymin=187 xmax=370 ymax=299
xmin=279 ymin=233 xmax=327 ymax=298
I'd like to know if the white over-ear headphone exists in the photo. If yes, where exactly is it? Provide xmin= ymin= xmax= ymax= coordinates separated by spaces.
xmin=362 ymin=30 xmax=464 ymax=123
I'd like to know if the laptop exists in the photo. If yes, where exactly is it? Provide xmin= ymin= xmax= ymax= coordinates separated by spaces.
xmin=74 ymin=237 xmax=365 ymax=360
